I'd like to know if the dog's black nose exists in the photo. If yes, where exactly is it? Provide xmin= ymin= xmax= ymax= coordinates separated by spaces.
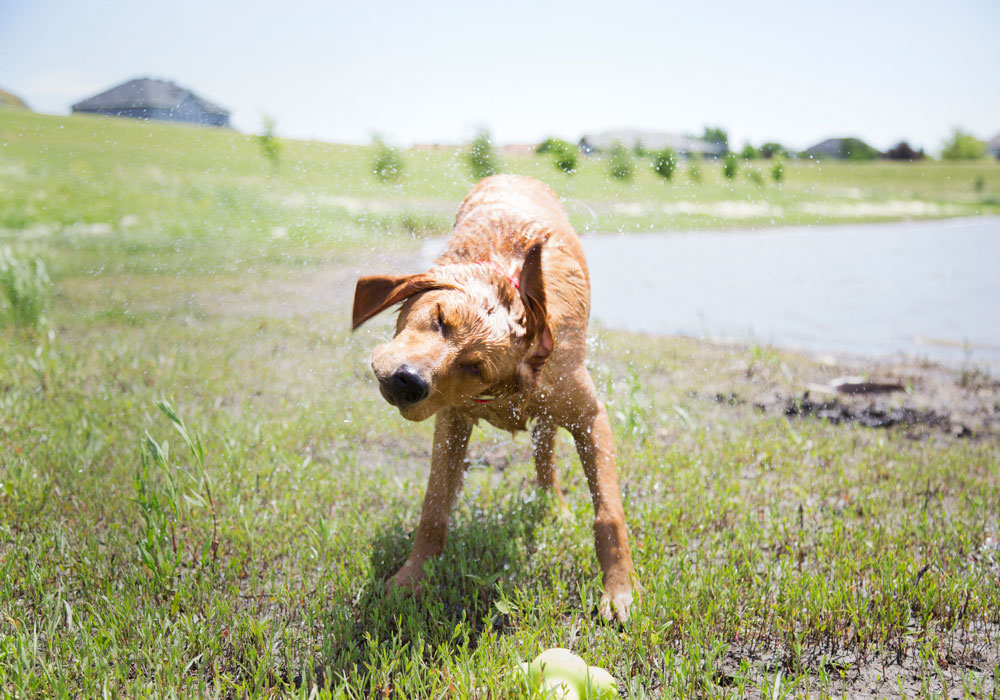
xmin=386 ymin=365 xmax=430 ymax=406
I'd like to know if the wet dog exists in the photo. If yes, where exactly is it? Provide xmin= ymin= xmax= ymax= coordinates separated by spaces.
xmin=352 ymin=174 xmax=637 ymax=622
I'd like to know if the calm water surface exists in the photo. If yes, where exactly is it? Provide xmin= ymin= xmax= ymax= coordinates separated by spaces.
xmin=426 ymin=217 xmax=1000 ymax=370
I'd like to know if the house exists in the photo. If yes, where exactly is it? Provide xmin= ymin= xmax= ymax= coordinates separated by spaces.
xmin=803 ymin=137 xmax=881 ymax=160
xmin=988 ymin=133 xmax=1000 ymax=159
xmin=578 ymin=129 xmax=724 ymax=158
xmin=72 ymin=78 xmax=229 ymax=127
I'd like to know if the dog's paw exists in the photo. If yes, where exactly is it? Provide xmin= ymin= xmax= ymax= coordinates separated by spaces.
xmin=385 ymin=562 xmax=426 ymax=596
xmin=599 ymin=585 xmax=636 ymax=625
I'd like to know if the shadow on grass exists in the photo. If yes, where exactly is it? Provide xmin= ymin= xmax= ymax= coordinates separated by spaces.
xmin=298 ymin=491 xmax=554 ymax=690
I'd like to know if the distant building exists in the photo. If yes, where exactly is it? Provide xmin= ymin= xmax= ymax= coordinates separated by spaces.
xmin=72 ymin=78 xmax=229 ymax=127
xmin=988 ymin=133 xmax=1000 ymax=159
xmin=578 ymin=129 xmax=724 ymax=157
xmin=803 ymin=137 xmax=881 ymax=160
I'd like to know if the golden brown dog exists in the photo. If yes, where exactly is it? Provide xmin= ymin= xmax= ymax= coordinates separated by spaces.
xmin=352 ymin=174 xmax=637 ymax=622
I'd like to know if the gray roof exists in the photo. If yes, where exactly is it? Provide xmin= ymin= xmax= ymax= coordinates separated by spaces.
xmin=579 ymin=129 xmax=723 ymax=155
xmin=72 ymin=78 xmax=228 ymax=115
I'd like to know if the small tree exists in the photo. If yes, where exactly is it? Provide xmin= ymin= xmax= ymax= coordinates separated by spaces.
xmin=759 ymin=142 xmax=787 ymax=159
xmin=884 ymin=141 xmax=924 ymax=161
xmin=771 ymin=159 xmax=785 ymax=183
xmin=467 ymin=130 xmax=500 ymax=180
xmin=941 ymin=129 xmax=987 ymax=160
xmin=652 ymin=147 xmax=678 ymax=181
xmin=703 ymin=126 xmax=729 ymax=154
xmin=536 ymin=138 xmax=562 ymax=154
xmin=538 ymin=137 xmax=577 ymax=174
xmin=256 ymin=115 xmax=281 ymax=176
xmin=552 ymin=143 xmax=578 ymax=174
xmin=740 ymin=143 xmax=760 ymax=160
xmin=722 ymin=153 xmax=740 ymax=180
xmin=371 ymin=137 xmax=403 ymax=182
xmin=608 ymin=141 xmax=635 ymax=181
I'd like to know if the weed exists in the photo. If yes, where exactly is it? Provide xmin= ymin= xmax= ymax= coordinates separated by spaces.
xmin=467 ymin=129 xmax=500 ymax=180
xmin=0 ymin=245 xmax=50 ymax=328
xmin=371 ymin=136 xmax=403 ymax=182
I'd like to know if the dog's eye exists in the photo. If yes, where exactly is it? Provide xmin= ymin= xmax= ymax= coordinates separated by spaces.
xmin=433 ymin=305 xmax=448 ymax=334
xmin=459 ymin=363 xmax=482 ymax=377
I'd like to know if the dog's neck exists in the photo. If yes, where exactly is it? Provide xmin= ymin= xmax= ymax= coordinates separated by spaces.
xmin=472 ymin=374 xmax=523 ymax=404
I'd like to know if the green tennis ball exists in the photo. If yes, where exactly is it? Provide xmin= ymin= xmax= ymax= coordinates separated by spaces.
xmin=518 ymin=648 xmax=617 ymax=699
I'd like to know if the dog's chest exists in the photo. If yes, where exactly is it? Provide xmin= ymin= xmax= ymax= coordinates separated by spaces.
xmin=468 ymin=396 xmax=532 ymax=432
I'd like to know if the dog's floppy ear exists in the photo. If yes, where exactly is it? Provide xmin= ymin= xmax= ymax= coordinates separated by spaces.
xmin=352 ymin=274 xmax=451 ymax=330
xmin=518 ymin=242 xmax=553 ymax=369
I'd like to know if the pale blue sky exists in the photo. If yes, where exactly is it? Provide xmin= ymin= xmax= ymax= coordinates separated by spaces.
xmin=2 ymin=0 xmax=998 ymax=151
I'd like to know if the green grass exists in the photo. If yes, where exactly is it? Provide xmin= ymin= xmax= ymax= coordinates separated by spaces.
xmin=0 ymin=110 xmax=998 ymax=698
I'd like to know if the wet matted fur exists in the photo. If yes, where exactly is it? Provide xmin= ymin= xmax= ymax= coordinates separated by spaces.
xmin=352 ymin=174 xmax=637 ymax=622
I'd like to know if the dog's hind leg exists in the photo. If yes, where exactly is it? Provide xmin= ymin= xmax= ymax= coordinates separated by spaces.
xmin=386 ymin=408 xmax=473 ymax=594
xmin=531 ymin=416 xmax=560 ymax=491
xmin=532 ymin=416 xmax=571 ymax=515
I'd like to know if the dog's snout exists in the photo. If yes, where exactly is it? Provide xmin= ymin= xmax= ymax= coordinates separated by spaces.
xmin=385 ymin=365 xmax=430 ymax=406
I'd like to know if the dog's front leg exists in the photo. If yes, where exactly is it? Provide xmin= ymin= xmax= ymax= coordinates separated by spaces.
xmin=564 ymin=384 xmax=638 ymax=623
xmin=386 ymin=407 xmax=473 ymax=594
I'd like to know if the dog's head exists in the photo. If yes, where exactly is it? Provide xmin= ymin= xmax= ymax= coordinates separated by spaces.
xmin=352 ymin=243 xmax=553 ymax=421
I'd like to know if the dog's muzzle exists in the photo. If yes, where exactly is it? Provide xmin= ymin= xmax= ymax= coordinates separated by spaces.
xmin=380 ymin=364 xmax=430 ymax=407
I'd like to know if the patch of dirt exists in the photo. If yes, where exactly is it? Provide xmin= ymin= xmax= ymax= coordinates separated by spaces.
xmin=748 ymin=355 xmax=1000 ymax=440
xmin=716 ymin=624 xmax=999 ymax=700
xmin=783 ymin=395 xmax=963 ymax=436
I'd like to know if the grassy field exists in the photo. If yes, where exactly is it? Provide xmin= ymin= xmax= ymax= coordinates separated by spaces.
xmin=1 ymin=110 xmax=998 ymax=698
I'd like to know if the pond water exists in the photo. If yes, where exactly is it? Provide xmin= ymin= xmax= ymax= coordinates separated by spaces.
xmin=424 ymin=216 xmax=1000 ymax=371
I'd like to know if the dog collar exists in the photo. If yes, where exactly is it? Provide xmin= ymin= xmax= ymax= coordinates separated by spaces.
xmin=478 ymin=261 xmax=519 ymax=289
xmin=472 ymin=395 xmax=497 ymax=404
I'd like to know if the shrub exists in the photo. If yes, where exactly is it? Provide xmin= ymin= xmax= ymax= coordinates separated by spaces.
xmin=703 ymin=126 xmax=729 ymax=154
xmin=536 ymin=138 xmax=562 ymax=155
xmin=722 ymin=153 xmax=740 ymax=179
xmin=941 ymin=129 xmax=987 ymax=160
xmin=771 ymin=159 xmax=785 ymax=183
xmin=538 ymin=138 xmax=577 ymax=174
xmin=0 ymin=245 xmax=50 ymax=328
xmin=256 ymin=115 xmax=281 ymax=175
xmin=652 ymin=148 xmax=678 ymax=181
xmin=760 ymin=142 xmax=788 ymax=159
xmin=608 ymin=141 xmax=635 ymax=181
xmin=467 ymin=130 xmax=500 ymax=180
xmin=553 ymin=145 xmax=578 ymax=174
xmin=371 ymin=137 xmax=403 ymax=182
xmin=740 ymin=143 xmax=760 ymax=160
xmin=747 ymin=168 xmax=765 ymax=187
xmin=884 ymin=141 xmax=924 ymax=161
